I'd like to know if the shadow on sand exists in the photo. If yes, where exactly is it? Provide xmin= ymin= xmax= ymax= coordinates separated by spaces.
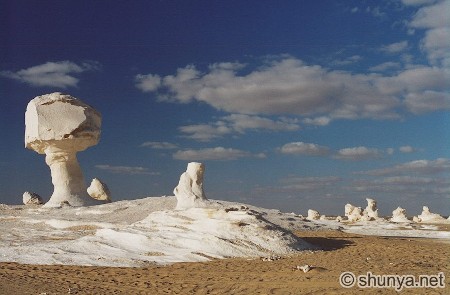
xmin=300 ymin=236 xmax=355 ymax=251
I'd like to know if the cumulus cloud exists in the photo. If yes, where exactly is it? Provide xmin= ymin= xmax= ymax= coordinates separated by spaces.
xmin=334 ymin=147 xmax=381 ymax=161
xmin=380 ymin=41 xmax=409 ymax=54
xmin=409 ymin=0 xmax=450 ymax=66
xmin=179 ymin=114 xmax=300 ymax=141
xmin=173 ymin=147 xmax=264 ymax=161
xmin=135 ymin=74 xmax=161 ymax=92
xmin=280 ymin=142 xmax=330 ymax=156
xmin=405 ymin=90 xmax=450 ymax=113
xmin=0 ymin=61 xmax=99 ymax=88
xmin=95 ymin=165 xmax=159 ymax=175
xmin=140 ymin=141 xmax=178 ymax=149
xmin=357 ymin=158 xmax=450 ymax=175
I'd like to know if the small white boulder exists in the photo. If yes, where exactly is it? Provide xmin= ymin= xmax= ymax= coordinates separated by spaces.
xmin=307 ymin=209 xmax=320 ymax=220
xmin=22 ymin=191 xmax=43 ymax=205
xmin=87 ymin=178 xmax=112 ymax=202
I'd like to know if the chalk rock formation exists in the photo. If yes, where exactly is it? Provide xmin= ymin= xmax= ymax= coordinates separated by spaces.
xmin=22 ymin=192 xmax=43 ymax=205
xmin=25 ymin=92 xmax=102 ymax=207
xmin=335 ymin=216 xmax=343 ymax=222
xmin=390 ymin=207 xmax=409 ymax=223
xmin=363 ymin=198 xmax=379 ymax=219
xmin=345 ymin=204 xmax=363 ymax=222
xmin=414 ymin=206 xmax=447 ymax=223
xmin=307 ymin=209 xmax=320 ymax=220
xmin=87 ymin=178 xmax=112 ymax=202
xmin=174 ymin=162 xmax=209 ymax=210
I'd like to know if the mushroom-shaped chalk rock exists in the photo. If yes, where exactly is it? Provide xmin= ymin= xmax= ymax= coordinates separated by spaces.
xmin=87 ymin=178 xmax=112 ymax=202
xmin=25 ymin=92 xmax=102 ymax=207
xmin=174 ymin=162 xmax=209 ymax=210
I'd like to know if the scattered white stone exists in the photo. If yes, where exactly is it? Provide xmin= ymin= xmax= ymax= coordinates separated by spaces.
xmin=22 ymin=191 xmax=43 ymax=205
xmin=414 ymin=206 xmax=448 ymax=224
xmin=174 ymin=162 xmax=209 ymax=210
xmin=87 ymin=178 xmax=112 ymax=202
xmin=335 ymin=216 xmax=343 ymax=222
xmin=390 ymin=207 xmax=409 ymax=223
xmin=25 ymin=93 xmax=104 ymax=207
xmin=262 ymin=255 xmax=281 ymax=262
xmin=319 ymin=215 xmax=327 ymax=221
xmin=307 ymin=209 xmax=320 ymax=220
xmin=295 ymin=264 xmax=312 ymax=273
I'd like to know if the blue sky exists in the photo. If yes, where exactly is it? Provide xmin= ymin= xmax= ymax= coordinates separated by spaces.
xmin=1 ymin=0 xmax=449 ymax=215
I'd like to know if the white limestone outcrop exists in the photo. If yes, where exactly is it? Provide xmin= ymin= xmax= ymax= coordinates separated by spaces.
xmin=87 ymin=178 xmax=112 ymax=202
xmin=414 ymin=206 xmax=448 ymax=223
xmin=25 ymin=92 xmax=103 ymax=207
xmin=390 ymin=207 xmax=409 ymax=223
xmin=307 ymin=209 xmax=320 ymax=220
xmin=174 ymin=162 xmax=209 ymax=210
xmin=22 ymin=192 xmax=43 ymax=205
xmin=345 ymin=204 xmax=363 ymax=222
xmin=363 ymin=198 xmax=379 ymax=219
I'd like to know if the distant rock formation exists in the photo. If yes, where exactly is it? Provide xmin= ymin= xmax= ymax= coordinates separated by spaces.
xmin=22 ymin=192 xmax=43 ymax=205
xmin=25 ymin=92 xmax=104 ymax=207
xmin=174 ymin=162 xmax=209 ymax=210
xmin=87 ymin=178 xmax=112 ymax=202
xmin=307 ymin=209 xmax=320 ymax=220
xmin=413 ymin=206 xmax=448 ymax=223
xmin=363 ymin=198 xmax=379 ymax=219
xmin=345 ymin=204 xmax=363 ymax=222
xmin=390 ymin=207 xmax=409 ymax=223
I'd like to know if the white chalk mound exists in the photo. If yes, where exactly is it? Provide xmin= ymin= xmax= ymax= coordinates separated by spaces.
xmin=363 ymin=198 xmax=379 ymax=220
xmin=307 ymin=209 xmax=320 ymax=220
xmin=25 ymin=92 xmax=104 ymax=207
xmin=174 ymin=162 xmax=209 ymax=210
xmin=87 ymin=178 xmax=112 ymax=202
xmin=390 ymin=207 xmax=409 ymax=223
xmin=414 ymin=206 xmax=448 ymax=224
xmin=22 ymin=191 xmax=43 ymax=205
xmin=345 ymin=204 xmax=363 ymax=222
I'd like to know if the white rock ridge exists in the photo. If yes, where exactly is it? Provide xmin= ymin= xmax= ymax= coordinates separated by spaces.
xmin=390 ymin=207 xmax=409 ymax=223
xmin=174 ymin=162 xmax=209 ymax=210
xmin=22 ymin=191 xmax=43 ymax=205
xmin=87 ymin=178 xmax=112 ymax=202
xmin=25 ymin=92 xmax=103 ymax=207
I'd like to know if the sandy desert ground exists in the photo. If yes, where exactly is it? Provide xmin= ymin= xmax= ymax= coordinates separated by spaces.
xmin=1 ymin=229 xmax=448 ymax=295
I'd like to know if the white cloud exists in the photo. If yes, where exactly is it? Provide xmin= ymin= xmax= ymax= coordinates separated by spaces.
xmin=95 ymin=165 xmax=159 ymax=175
xmin=410 ymin=0 xmax=450 ymax=29
xmin=380 ymin=41 xmax=408 ymax=54
xmin=351 ymin=7 xmax=359 ymax=13
xmin=334 ymin=147 xmax=381 ymax=161
xmin=386 ymin=148 xmax=395 ymax=155
xmin=409 ymin=0 xmax=450 ymax=66
xmin=401 ymin=0 xmax=437 ymax=6
xmin=405 ymin=90 xmax=450 ymax=113
xmin=179 ymin=114 xmax=300 ymax=141
xmin=331 ymin=55 xmax=362 ymax=66
xmin=173 ymin=147 xmax=262 ymax=161
xmin=399 ymin=145 xmax=416 ymax=153
xmin=0 ymin=61 xmax=99 ymax=88
xmin=369 ymin=62 xmax=401 ymax=72
xmin=135 ymin=74 xmax=161 ymax=92
xmin=279 ymin=176 xmax=341 ymax=191
xmin=280 ymin=142 xmax=330 ymax=156
xmin=302 ymin=116 xmax=332 ymax=126
xmin=140 ymin=141 xmax=178 ymax=149
xmin=357 ymin=158 xmax=450 ymax=175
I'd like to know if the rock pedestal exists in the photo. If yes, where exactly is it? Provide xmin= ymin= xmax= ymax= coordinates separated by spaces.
xmin=174 ymin=162 xmax=209 ymax=210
